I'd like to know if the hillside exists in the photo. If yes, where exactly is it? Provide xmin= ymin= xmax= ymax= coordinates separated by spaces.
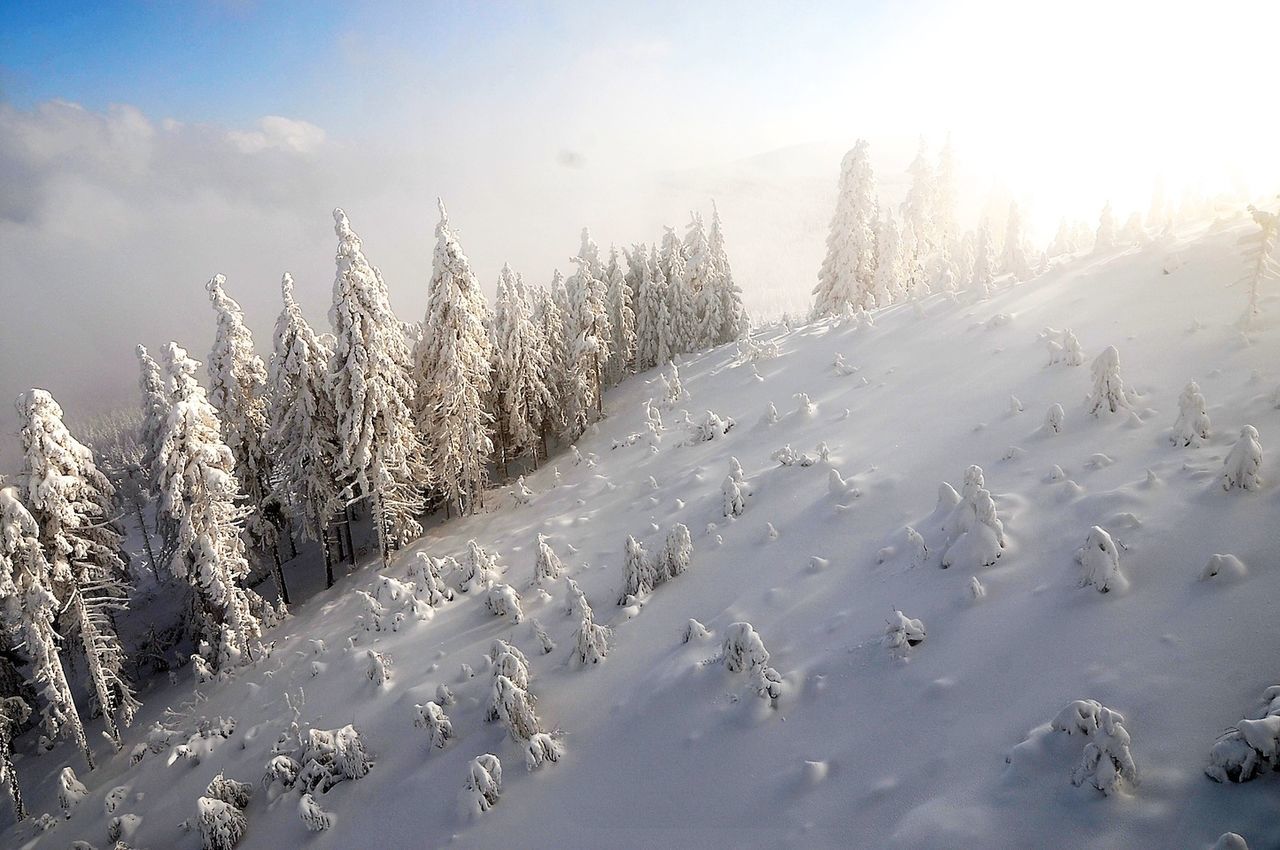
xmin=5 ymin=218 xmax=1280 ymax=850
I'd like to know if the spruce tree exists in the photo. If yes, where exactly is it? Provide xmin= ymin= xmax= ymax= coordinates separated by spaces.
xmin=267 ymin=273 xmax=341 ymax=586
xmin=683 ymin=213 xmax=717 ymax=350
xmin=413 ymin=201 xmax=494 ymax=514
xmin=329 ymin=209 xmax=426 ymax=555
xmin=135 ymin=344 xmax=168 ymax=492
xmin=155 ymin=343 xmax=267 ymax=669
xmin=207 ymin=275 xmax=287 ymax=601
xmin=706 ymin=201 xmax=747 ymax=344
xmin=493 ymin=266 xmax=554 ymax=471
xmin=1002 ymin=201 xmax=1032 ymax=281
xmin=17 ymin=390 xmax=139 ymax=748
xmin=813 ymin=140 xmax=878 ymax=316
xmin=661 ymin=227 xmax=695 ymax=354
xmin=604 ymin=246 xmax=636 ymax=384
xmin=632 ymin=247 xmax=662 ymax=371
xmin=0 ymin=486 xmax=93 ymax=768
xmin=533 ymin=275 xmax=571 ymax=450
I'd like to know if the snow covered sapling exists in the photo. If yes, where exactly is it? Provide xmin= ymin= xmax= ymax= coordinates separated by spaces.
xmin=761 ymin=402 xmax=779 ymax=425
xmin=464 ymin=754 xmax=503 ymax=814
xmin=905 ymin=526 xmax=928 ymax=568
xmin=661 ymin=361 xmax=688 ymax=409
xmin=414 ymin=701 xmax=453 ymax=749
xmin=356 ymin=590 xmax=387 ymax=632
xmin=722 ymin=475 xmax=746 ymax=517
xmin=457 ymin=540 xmax=501 ymax=591
xmin=1171 ymin=381 xmax=1211 ymax=446
xmin=661 ymin=523 xmax=693 ymax=580
xmin=531 ymin=619 xmax=556 ymax=654
xmin=197 ymin=795 xmax=247 ymax=850
xmin=290 ymin=725 xmax=372 ymax=793
xmin=573 ymin=606 xmax=611 ymax=666
xmin=58 ymin=766 xmax=88 ymax=817
xmin=832 ymin=353 xmax=857 ymax=376
xmin=409 ymin=553 xmax=454 ymax=607
xmin=687 ymin=410 xmax=734 ymax=443
xmin=1222 ymin=425 xmax=1262 ymax=491
xmin=1078 ymin=526 xmax=1127 ymax=593
xmin=511 ymin=477 xmax=534 ymax=506
xmin=533 ymin=534 xmax=564 ymax=585
xmin=0 ymin=696 xmax=29 ymax=821
xmin=492 ymin=676 xmax=542 ymax=742
xmin=485 ymin=584 xmax=524 ymax=624
xmin=884 ymin=610 xmax=926 ymax=651
xmin=683 ymin=619 xmax=710 ymax=643
xmin=619 ymin=535 xmax=655 ymax=604
xmin=366 ymin=649 xmax=392 ymax=686
xmin=1087 ymin=346 xmax=1133 ymax=415
xmin=721 ymin=623 xmax=783 ymax=704
xmin=1206 ymin=684 xmax=1280 ymax=782
xmin=1044 ymin=403 xmax=1065 ymax=434
xmin=206 ymin=772 xmax=252 ymax=810
xmin=298 ymin=793 xmax=332 ymax=832
xmin=794 ymin=392 xmax=816 ymax=416
xmin=525 ymin=733 xmax=562 ymax=770
xmin=771 ymin=444 xmax=816 ymax=467
xmin=1050 ymin=699 xmax=1138 ymax=795
xmin=940 ymin=465 xmax=1006 ymax=570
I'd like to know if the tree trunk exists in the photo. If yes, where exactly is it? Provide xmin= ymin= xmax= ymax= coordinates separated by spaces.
xmin=133 ymin=499 xmax=158 ymax=576
xmin=322 ymin=524 xmax=335 ymax=589
xmin=0 ymin=723 xmax=25 ymax=821
xmin=271 ymin=544 xmax=290 ymax=606
xmin=342 ymin=504 xmax=356 ymax=566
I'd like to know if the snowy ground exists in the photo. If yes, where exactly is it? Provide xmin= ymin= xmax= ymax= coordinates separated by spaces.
xmin=5 ymin=218 xmax=1280 ymax=849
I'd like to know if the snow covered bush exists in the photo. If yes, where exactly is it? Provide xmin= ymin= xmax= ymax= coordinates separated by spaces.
xmin=905 ymin=526 xmax=928 ymax=568
xmin=298 ymin=793 xmax=332 ymax=832
xmin=793 ymin=392 xmax=815 ymax=416
xmin=1200 ymin=553 xmax=1247 ymax=581
xmin=683 ymin=619 xmax=710 ymax=643
xmin=1087 ymin=346 xmax=1133 ymax=415
xmin=686 ymin=410 xmax=734 ymax=443
xmin=58 ymin=766 xmax=88 ymax=816
xmin=287 ymin=725 xmax=372 ymax=794
xmin=524 ymin=732 xmax=562 ymax=770
xmin=721 ymin=622 xmax=784 ymax=705
xmin=511 ymin=476 xmax=534 ymax=506
xmin=772 ymin=444 xmax=816 ymax=467
xmin=573 ymin=608 xmax=612 ymax=666
xmin=660 ymin=523 xmax=693 ymax=580
xmin=1171 ymin=381 xmax=1211 ymax=446
xmin=940 ymin=465 xmax=1006 ymax=570
xmin=484 ymin=584 xmax=524 ymax=624
xmin=366 ymin=649 xmax=392 ymax=686
xmin=531 ymin=619 xmax=556 ymax=653
xmin=355 ymin=590 xmax=387 ymax=632
xmin=414 ymin=701 xmax=453 ymax=749
xmin=1050 ymin=699 xmax=1138 ymax=795
xmin=832 ymin=353 xmax=857 ymax=375
xmin=1222 ymin=425 xmax=1262 ymax=491
xmin=206 ymin=772 xmax=252 ymax=810
xmin=491 ymin=675 xmax=542 ymax=742
xmin=761 ymin=402 xmax=779 ymax=425
xmin=409 ymin=553 xmax=454 ymax=607
xmin=722 ymin=475 xmax=746 ymax=517
xmin=457 ymin=540 xmax=501 ymax=592
xmin=464 ymin=754 xmax=502 ymax=815
xmin=661 ymin=361 xmax=688 ymax=409
xmin=884 ymin=610 xmax=926 ymax=651
xmin=532 ymin=534 xmax=564 ymax=585
xmin=1206 ymin=685 xmax=1280 ymax=783
xmin=197 ymin=795 xmax=247 ymax=850
xmin=1044 ymin=403 xmax=1064 ymax=434
xmin=1078 ymin=526 xmax=1128 ymax=593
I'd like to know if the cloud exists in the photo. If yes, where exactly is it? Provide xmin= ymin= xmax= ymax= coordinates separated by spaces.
xmin=227 ymin=116 xmax=327 ymax=154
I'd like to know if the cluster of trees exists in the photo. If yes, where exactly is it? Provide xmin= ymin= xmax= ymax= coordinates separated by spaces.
xmin=0 ymin=200 xmax=745 ymax=806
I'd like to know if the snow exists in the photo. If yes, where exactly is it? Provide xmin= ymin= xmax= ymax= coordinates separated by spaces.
xmin=3 ymin=219 xmax=1279 ymax=848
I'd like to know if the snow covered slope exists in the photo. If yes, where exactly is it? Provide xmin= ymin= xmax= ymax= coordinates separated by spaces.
xmin=6 ymin=219 xmax=1280 ymax=850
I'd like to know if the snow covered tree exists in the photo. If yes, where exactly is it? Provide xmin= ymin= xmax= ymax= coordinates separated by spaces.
xmin=900 ymin=137 xmax=937 ymax=291
xmin=1171 ymin=381 xmax=1211 ymax=447
xmin=413 ymin=201 xmax=494 ymax=516
xmin=1078 ymin=526 xmax=1127 ymax=593
xmin=971 ymin=220 xmax=996 ymax=297
xmin=464 ymin=754 xmax=502 ymax=814
xmin=631 ymin=246 xmax=662 ymax=371
xmin=813 ymin=140 xmax=878 ymax=316
xmin=660 ymin=227 xmax=697 ymax=356
xmin=135 ymin=344 xmax=169 ymax=491
xmin=683 ymin=212 xmax=719 ymax=349
xmin=660 ymin=523 xmax=693 ymax=580
xmin=705 ymin=202 xmax=748 ymax=343
xmin=1236 ymin=205 xmax=1279 ymax=327
xmin=531 ymin=277 xmax=570 ymax=450
xmin=722 ymin=475 xmax=745 ymax=517
xmin=1049 ymin=218 xmax=1075 ymax=257
xmin=485 ymin=584 xmax=524 ymax=624
xmin=197 ymin=795 xmax=246 ymax=850
xmin=58 ymin=765 xmax=87 ymax=815
xmin=721 ymin=622 xmax=784 ymax=703
xmin=414 ymin=700 xmax=453 ymax=749
xmin=267 ymin=273 xmax=340 ymax=588
xmin=1002 ymin=201 xmax=1032 ymax=281
xmin=618 ymin=534 xmax=656 ymax=604
xmin=940 ymin=464 xmax=1006 ymax=570
xmin=935 ymin=137 xmax=959 ymax=260
xmin=532 ymin=534 xmax=563 ymax=585
xmin=572 ymin=602 xmax=611 ymax=666
xmin=0 ymin=695 xmax=29 ymax=820
xmin=1087 ymin=346 xmax=1132 ymax=415
xmin=155 ymin=343 xmax=267 ymax=669
xmin=1095 ymin=201 xmax=1117 ymax=252
xmin=206 ymin=275 xmax=285 ymax=600
xmin=1205 ymin=684 xmax=1280 ymax=783
xmin=1050 ymin=699 xmax=1138 ymax=795
xmin=1222 ymin=425 xmax=1263 ymax=491
xmin=329 ymin=208 xmax=426 ymax=557
xmin=872 ymin=209 xmax=902 ymax=306
xmin=0 ymin=486 xmax=93 ymax=768
xmin=492 ymin=265 xmax=554 ymax=472
xmin=604 ymin=246 xmax=636 ymax=384
xmin=298 ymin=793 xmax=332 ymax=831
xmin=17 ymin=389 xmax=138 ymax=748
xmin=884 ymin=609 xmax=926 ymax=650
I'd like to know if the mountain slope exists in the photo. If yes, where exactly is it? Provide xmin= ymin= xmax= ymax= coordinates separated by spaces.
xmin=6 ymin=218 xmax=1280 ymax=850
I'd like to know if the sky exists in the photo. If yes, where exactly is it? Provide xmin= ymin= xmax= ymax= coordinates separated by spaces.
xmin=1 ymin=0 xmax=1278 ymax=468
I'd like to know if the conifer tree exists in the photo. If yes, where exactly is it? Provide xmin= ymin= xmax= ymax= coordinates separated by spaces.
xmin=813 ymin=140 xmax=877 ymax=316
xmin=533 ymin=275 xmax=571 ymax=451
xmin=493 ymin=265 xmax=553 ymax=471
xmin=633 ymin=247 xmax=662 ymax=371
xmin=935 ymin=136 xmax=959 ymax=270
xmin=900 ymin=137 xmax=937 ymax=290
xmin=17 ymin=390 xmax=138 ymax=749
xmin=329 ymin=209 xmax=426 ymax=554
xmin=683 ymin=213 xmax=718 ymax=349
xmin=155 ymin=343 xmax=267 ymax=669
xmin=706 ymin=201 xmax=748 ymax=343
xmin=1095 ymin=201 xmax=1117 ymax=252
xmin=872 ymin=209 xmax=903 ymax=306
xmin=135 ymin=344 xmax=169 ymax=492
xmin=563 ymin=254 xmax=612 ymax=437
xmin=267 ymin=274 xmax=341 ymax=586
xmin=0 ymin=486 xmax=93 ymax=768
xmin=662 ymin=227 xmax=696 ymax=354
xmin=413 ymin=202 xmax=494 ymax=514
xmin=207 ymin=274 xmax=288 ymax=601
xmin=971 ymin=220 xmax=996 ymax=297
xmin=1002 ymin=201 xmax=1032 ymax=281
xmin=604 ymin=246 xmax=636 ymax=384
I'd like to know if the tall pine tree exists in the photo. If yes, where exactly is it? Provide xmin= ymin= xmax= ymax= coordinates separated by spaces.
xmin=813 ymin=140 xmax=878 ymax=316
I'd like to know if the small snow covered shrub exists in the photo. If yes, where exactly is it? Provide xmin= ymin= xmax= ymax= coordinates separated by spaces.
xmin=905 ymin=526 xmax=928 ymax=568
xmin=1200 ymin=553 xmax=1247 ymax=581
xmin=722 ymin=475 xmax=746 ymax=517
xmin=793 ymin=392 xmax=816 ymax=416
xmin=1171 ymin=381 xmax=1211 ymax=446
xmin=565 ymin=578 xmax=593 ymax=620
xmin=464 ymin=754 xmax=503 ymax=814
xmin=772 ymin=444 xmax=816 ymax=467
xmin=721 ymin=623 xmax=783 ymax=705
xmin=197 ymin=796 xmax=247 ymax=850
xmin=409 ymin=553 xmax=454 ymax=607
xmin=58 ymin=766 xmax=88 ymax=816
xmin=683 ymin=618 xmax=710 ymax=643
xmin=832 ymin=353 xmax=857 ymax=375
xmin=287 ymin=725 xmax=372 ymax=794
xmin=884 ymin=610 xmax=926 ymax=651
xmin=1206 ymin=685 xmax=1280 ymax=783
xmin=524 ymin=732 xmax=562 ymax=770
xmin=533 ymin=534 xmax=563 ymax=585
xmin=1078 ymin=526 xmax=1127 ymax=593
xmin=940 ymin=465 xmax=1006 ymax=570
xmin=511 ymin=476 xmax=534 ymax=506
xmin=366 ymin=649 xmax=392 ymax=686
xmin=457 ymin=540 xmax=501 ymax=592
xmin=485 ymin=583 xmax=524 ymax=624
xmin=263 ymin=755 xmax=299 ymax=791
xmin=531 ymin=619 xmax=556 ymax=653
xmin=573 ymin=607 xmax=612 ymax=666
xmin=492 ymin=676 xmax=541 ymax=742
xmin=761 ymin=402 xmax=779 ymax=425
xmin=618 ymin=535 xmax=655 ymax=604
xmin=687 ymin=410 xmax=734 ymax=443
xmin=1222 ymin=425 xmax=1263 ymax=491
xmin=205 ymin=773 xmax=252 ymax=810
xmin=414 ymin=702 xmax=453 ymax=749
xmin=1050 ymin=699 xmax=1138 ymax=795
xmin=1087 ymin=346 xmax=1133 ymax=415
xmin=298 ymin=793 xmax=332 ymax=832
xmin=661 ymin=362 xmax=688 ymax=408
xmin=1044 ymin=403 xmax=1065 ymax=434
xmin=661 ymin=523 xmax=693 ymax=580
xmin=968 ymin=576 xmax=986 ymax=600
xmin=355 ymin=590 xmax=387 ymax=632
xmin=1042 ymin=327 xmax=1084 ymax=366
